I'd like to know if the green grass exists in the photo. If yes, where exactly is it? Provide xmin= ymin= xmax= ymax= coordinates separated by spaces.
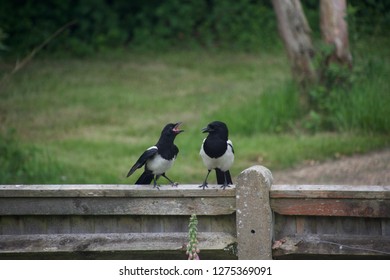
xmin=0 ymin=129 xmax=63 ymax=183
xmin=0 ymin=48 xmax=389 ymax=184
xmin=329 ymin=58 xmax=390 ymax=133
xmin=213 ymin=81 xmax=302 ymax=134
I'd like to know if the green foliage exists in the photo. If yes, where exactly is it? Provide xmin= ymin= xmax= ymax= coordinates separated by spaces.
xmin=0 ymin=129 xmax=63 ymax=184
xmin=212 ymin=82 xmax=302 ymax=134
xmin=208 ymin=0 xmax=278 ymax=51
xmin=131 ymin=0 xmax=209 ymax=50
xmin=1 ymin=0 xmax=388 ymax=56
xmin=1 ymin=0 xmax=127 ymax=56
xmin=1 ymin=0 xmax=389 ymax=57
xmin=305 ymin=69 xmax=348 ymax=132
xmin=347 ymin=0 xmax=390 ymax=38
xmin=0 ymin=27 xmax=7 ymax=53
xmin=304 ymin=40 xmax=390 ymax=133
xmin=300 ymin=0 xmax=390 ymax=40
xmin=186 ymin=214 xmax=200 ymax=260
xmin=329 ymin=64 xmax=390 ymax=134
xmin=0 ymin=0 xmax=279 ymax=56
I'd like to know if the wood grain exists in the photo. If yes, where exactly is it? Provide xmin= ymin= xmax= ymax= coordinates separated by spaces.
xmin=0 ymin=232 xmax=236 ymax=253
xmin=0 ymin=184 xmax=235 ymax=197
xmin=273 ymin=234 xmax=390 ymax=257
xmin=0 ymin=197 xmax=235 ymax=216
xmin=270 ymin=198 xmax=390 ymax=217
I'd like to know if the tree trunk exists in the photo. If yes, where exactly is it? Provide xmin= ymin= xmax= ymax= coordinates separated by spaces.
xmin=271 ymin=0 xmax=317 ymax=108
xmin=320 ymin=0 xmax=352 ymax=69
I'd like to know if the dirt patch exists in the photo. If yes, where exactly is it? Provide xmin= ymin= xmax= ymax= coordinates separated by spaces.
xmin=272 ymin=148 xmax=390 ymax=186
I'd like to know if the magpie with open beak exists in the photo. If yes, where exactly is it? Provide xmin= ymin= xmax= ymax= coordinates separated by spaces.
xmin=127 ymin=122 xmax=184 ymax=188
xmin=199 ymin=121 xmax=234 ymax=189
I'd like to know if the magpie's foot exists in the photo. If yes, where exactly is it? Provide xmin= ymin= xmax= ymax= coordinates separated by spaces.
xmin=171 ymin=182 xmax=179 ymax=187
xmin=153 ymin=184 xmax=161 ymax=190
xmin=198 ymin=183 xmax=208 ymax=190
xmin=220 ymin=184 xmax=231 ymax=190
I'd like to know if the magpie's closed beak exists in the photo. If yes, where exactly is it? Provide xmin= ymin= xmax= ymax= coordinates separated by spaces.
xmin=199 ymin=121 xmax=234 ymax=190
xmin=201 ymin=126 xmax=212 ymax=133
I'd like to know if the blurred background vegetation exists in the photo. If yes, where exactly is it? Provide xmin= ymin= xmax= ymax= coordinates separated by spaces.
xmin=1 ymin=0 xmax=389 ymax=55
xmin=0 ymin=0 xmax=389 ymax=184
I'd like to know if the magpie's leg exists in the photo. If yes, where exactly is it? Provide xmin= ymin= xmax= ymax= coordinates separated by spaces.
xmin=153 ymin=175 xmax=161 ymax=190
xmin=199 ymin=170 xmax=211 ymax=190
xmin=221 ymin=172 xmax=231 ymax=190
xmin=162 ymin=173 xmax=178 ymax=187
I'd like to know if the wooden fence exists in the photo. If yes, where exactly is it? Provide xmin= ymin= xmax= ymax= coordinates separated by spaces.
xmin=0 ymin=165 xmax=389 ymax=259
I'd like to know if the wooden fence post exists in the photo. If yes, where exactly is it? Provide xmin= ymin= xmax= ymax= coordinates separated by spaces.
xmin=236 ymin=165 xmax=273 ymax=259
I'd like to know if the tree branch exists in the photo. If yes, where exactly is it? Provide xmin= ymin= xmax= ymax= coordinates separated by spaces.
xmin=0 ymin=20 xmax=77 ymax=90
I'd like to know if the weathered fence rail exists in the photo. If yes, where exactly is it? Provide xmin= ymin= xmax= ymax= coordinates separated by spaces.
xmin=270 ymin=184 xmax=390 ymax=259
xmin=0 ymin=184 xmax=237 ymax=259
xmin=1 ymin=165 xmax=389 ymax=259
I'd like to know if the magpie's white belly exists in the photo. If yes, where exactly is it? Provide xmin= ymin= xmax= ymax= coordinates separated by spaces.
xmin=146 ymin=154 xmax=175 ymax=175
xmin=200 ymin=144 xmax=234 ymax=172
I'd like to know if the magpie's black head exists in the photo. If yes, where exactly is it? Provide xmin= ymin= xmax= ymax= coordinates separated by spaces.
xmin=202 ymin=121 xmax=229 ymax=140
xmin=161 ymin=122 xmax=184 ymax=138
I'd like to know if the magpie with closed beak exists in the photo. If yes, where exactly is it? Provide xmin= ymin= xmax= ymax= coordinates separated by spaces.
xmin=199 ymin=121 xmax=234 ymax=190
xmin=127 ymin=122 xmax=184 ymax=188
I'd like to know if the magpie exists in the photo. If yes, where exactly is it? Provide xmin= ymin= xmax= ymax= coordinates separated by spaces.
xmin=127 ymin=122 xmax=184 ymax=188
xmin=199 ymin=121 xmax=234 ymax=190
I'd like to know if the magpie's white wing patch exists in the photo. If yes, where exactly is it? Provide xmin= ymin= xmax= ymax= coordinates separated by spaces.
xmin=227 ymin=139 xmax=234 ymax=154
xmin=127 ymin=146 xmax=158 ymax=177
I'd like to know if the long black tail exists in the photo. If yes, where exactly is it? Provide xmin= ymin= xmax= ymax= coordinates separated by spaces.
xmin=135 ymin=171 xmax=154 ymax=185
xmin=215 ymin=169 xmax=232 ymax=185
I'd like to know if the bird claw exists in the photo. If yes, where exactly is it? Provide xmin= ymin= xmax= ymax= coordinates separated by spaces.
xmin=199 ymin=183 xmax=208 ymax=190
xmin=220 ymin=184 xmax=230 ymax=190
xmin=153 ymin=184 xmax=161 ymax=190
xmin=171 ymin=182 xmax=179 ymax=187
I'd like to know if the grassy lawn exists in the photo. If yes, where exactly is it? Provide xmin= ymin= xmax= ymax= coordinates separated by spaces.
xmin=1 ymin=49 xmax=389 ymax=184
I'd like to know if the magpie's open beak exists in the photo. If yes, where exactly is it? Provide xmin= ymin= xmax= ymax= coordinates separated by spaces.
xmin=173 ymin=122 xmax=184 ymax=134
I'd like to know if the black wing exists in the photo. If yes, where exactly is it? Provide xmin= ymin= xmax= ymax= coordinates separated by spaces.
xmin=127 ymin=146 xmax=158 ymax=177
